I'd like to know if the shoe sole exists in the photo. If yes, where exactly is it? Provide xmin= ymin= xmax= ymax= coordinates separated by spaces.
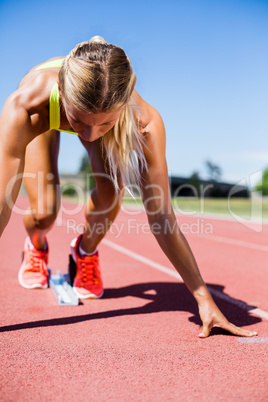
xmin=73 ymin=287 xmax=104 ymax=299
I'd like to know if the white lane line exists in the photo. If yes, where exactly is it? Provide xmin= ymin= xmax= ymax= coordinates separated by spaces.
xmin=196 ymin=234 xmax=268 ymax=253
xmin=249 ymin=308 xmax=268 ymax=321
xmin=236 ymin=337 xmax=268 ymax=344
xmin=102 ymin=238 xmax=268 ymax=321
xmin=103 ymin=239 xmax=182 ymax=280
xmin=204 ymin=289 xmax=268 ymax=321
xmin=173 ymin=213 xmax=268 ymax=251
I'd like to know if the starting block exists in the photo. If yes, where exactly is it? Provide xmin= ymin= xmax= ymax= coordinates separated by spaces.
xmin=48 ymin=255 xmax=78 ymax=306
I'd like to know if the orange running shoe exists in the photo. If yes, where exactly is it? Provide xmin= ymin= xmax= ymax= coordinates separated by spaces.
xmin=70 ymin=235 xmax=104 ymax=299
xmin=18 ymin=237 xmax=49 ymax=289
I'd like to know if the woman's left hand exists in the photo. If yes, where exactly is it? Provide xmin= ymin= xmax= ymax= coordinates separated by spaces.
xmin=198 ymin=299 xmax=258 ymax=338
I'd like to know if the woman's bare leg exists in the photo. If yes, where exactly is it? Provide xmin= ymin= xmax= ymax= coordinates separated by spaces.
xmin=79 ymin=137 xmax=124 ymax=253
xmin=23 ymin=130 xmax=61 ymax=249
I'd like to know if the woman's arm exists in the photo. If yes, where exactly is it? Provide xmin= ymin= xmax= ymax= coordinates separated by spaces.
xmin=136 ymin=98 xmax=257 ymax=338
xmin=0 ymin=94 xmax=37 ymax=236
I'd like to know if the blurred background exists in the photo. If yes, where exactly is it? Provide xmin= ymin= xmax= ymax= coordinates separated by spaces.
xmin=0 ymin=0 xmax=268 ymax=189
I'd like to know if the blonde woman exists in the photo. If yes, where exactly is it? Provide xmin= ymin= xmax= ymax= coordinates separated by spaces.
xmin=0 ymin=37 xmax=256 ymax=338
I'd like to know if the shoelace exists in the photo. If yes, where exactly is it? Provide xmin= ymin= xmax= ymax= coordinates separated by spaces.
xmin=26 ymin=250 xmax=48 ymax=275
xmin=79 ymin=255 xmax=99 ymax=285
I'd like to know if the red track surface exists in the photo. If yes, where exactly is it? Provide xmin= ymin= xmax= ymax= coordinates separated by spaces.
xmin=1 ymin=197 xmax=267 ymax=401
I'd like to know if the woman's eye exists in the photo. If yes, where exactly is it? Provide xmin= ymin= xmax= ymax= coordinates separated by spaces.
xmin=73 ymin=120 xmax=84 ymax=126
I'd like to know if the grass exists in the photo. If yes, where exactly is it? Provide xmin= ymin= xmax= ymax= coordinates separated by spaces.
xmin=123 ymin=196 xmax=267 ymax=219
xmin=61 ymin=191 xmax=267 ymax=220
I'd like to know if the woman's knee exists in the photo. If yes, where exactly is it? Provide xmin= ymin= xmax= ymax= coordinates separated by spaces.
xmin=24 ymin=196 xmax=60 ymax=230
xmin=86 ymin=184 xmax=124 ymax=216
xmin=29 ymin=212 xmax=57 ymax=230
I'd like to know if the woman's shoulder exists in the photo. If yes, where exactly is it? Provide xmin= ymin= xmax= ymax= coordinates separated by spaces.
xmin=3 ymin=82 xmax=50 ymax=137
xmin=15 ymin=60 xmax=60 ymax=112
xmin=4 ymin=65 xmax=59 ymax=135
xmin=132 ymin=90 xmax=163 ymax=121
xmin=2 ymin=57 xmax=64 ymax=136
xmin=132 ymin=90 xmax=164 ymax=135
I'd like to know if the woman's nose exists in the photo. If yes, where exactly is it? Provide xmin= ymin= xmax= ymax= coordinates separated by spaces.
xmin=84 ymin=126 xmax=100 ymax=141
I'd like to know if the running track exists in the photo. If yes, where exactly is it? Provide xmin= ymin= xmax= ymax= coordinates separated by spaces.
xmin=0 ymin=196 xmax=267 ymax=401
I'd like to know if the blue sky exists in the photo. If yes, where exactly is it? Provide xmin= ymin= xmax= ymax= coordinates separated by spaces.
xmin=0 ymin=0 xmax=268 ymax=186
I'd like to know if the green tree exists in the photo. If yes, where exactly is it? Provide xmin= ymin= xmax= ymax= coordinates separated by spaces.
xmin=79 ymin=154 xmax=91 ymax=173
xmin=189 ymin=171 xmax=201 ymax=194
xmin=255 ymin=168 xmax=268 ymax=195
xmin=205 ymin=160 xmax=222 ymax=182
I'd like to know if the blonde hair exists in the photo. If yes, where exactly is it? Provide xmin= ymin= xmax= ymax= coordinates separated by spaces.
xmin=59 ymin=36 xmax=147 ymax=189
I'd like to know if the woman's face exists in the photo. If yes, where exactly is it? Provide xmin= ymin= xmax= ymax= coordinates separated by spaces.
xmin=64 ymin=102 xmax=122 ymax=142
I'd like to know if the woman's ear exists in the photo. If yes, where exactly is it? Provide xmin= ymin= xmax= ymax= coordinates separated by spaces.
xmin=57 ymin=81 xmax=61 ymax=94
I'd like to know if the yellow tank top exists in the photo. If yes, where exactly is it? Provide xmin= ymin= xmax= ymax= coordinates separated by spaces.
xmin=35 ymin=59 xmax=78 ymax=135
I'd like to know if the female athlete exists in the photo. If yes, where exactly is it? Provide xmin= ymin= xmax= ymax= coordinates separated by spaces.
xmin=0 ymin=36 xmax=257 ymax=338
